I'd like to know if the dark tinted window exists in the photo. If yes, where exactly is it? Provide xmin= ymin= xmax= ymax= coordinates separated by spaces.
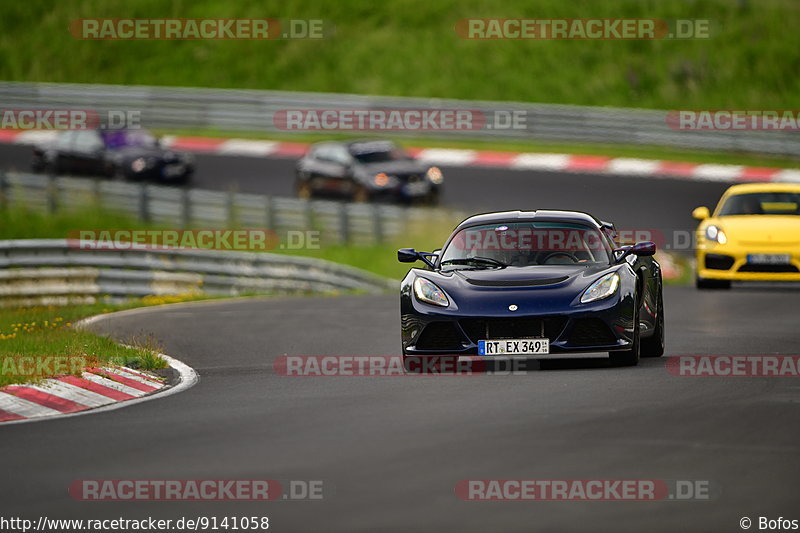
xmin=718 ymin=192 xmax=800 ymax=216
xmin=440 ymin=222 xmax=611 ymax=268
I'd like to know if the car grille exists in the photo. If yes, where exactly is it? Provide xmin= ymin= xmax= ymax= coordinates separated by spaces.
xmin=738 ymin=264 xmax=799 ymax=273
xmin=705 ymin=253 xmax=735 ymax=270
xmin=459 ymin=317 xmax=567 ymax=343
xmin=415 ymin=322 xmax=465 ymax=351
xmin=466 ymin=276 xmax=569 ymax=287
xmin=568 ymin=318 xmax=618 ymax=346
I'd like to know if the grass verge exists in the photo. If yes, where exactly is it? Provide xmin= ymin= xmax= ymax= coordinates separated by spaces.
xmin=2 ymin=0 xmax=798 ymax=110
xmin=0 ymin=296 xmax=202 ymax=388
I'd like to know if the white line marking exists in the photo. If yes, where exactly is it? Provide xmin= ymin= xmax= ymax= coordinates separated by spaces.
xmin=692 ymin=164 xmax=744 ymax=181
xmin=774 ymin=169 xmax=800 ymax=183
xmin=13 ymin=130 xmax=59 ymax=145
xmin=414 ymin=148 xmax=476 ymax=166
xmin=606 ymin=158 xmax=662 ymax=175
xmin=218 ymin=139 xmax=279 ymax=156
xmin=511 ymin=153 xmax=570 ymax=170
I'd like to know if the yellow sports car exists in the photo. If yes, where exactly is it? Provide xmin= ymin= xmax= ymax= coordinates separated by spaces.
xmin=693 ymin=183 xmax=800 ymax=289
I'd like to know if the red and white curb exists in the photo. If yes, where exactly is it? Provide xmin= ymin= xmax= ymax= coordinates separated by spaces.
xmin=3 ymin=129 xmax=799 ymax=183
xmin=0 ymin=355 xmax=196 ymax=425
xmin=0 ymin=366 xmax=167 ymax=423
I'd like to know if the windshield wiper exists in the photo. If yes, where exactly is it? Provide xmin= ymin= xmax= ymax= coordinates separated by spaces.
xmin=440 ymin=256 xmax=508 ymax=268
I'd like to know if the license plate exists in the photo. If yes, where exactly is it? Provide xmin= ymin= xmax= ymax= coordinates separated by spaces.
xmin=404 ymin=182 xmax=430 ymax=195
xmin=162 ymin=163 xmax=185 ymax=177
xmin=747 ymin=254 xmax=791 ymax=265
xmin=478 ymin=338 xmax=549 ymax=356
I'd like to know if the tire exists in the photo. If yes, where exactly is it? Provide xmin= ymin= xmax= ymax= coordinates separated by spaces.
xmin=111 ymin=164 xmax=127 ymax=182
xmin=353 ymin=185 xmax=370 ymax=203
xmin=297 ymin=180 xmax=313 ymax=200
xmin=610 ymin=306 xmax=640 ymax=367
xmin=695 ymin=276 xmax=731 ymax=290
xmin=640 ymin=288 xmax=665 ymax=358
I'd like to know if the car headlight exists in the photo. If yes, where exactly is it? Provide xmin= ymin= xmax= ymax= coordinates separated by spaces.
xmin=426 ymin=166 xmax=443 ymax=184
xmin=580 ymin=272 xmax=620 ymax=304
xmin=373 ymin=173 xmax=392 ymax=187
xmin=705 ymin=225 xmax=727 ymax=244
xmin=131 ymin=157 xmax=147 ymax=172
xmin=413 ymin=277 xmax=449 ymax=307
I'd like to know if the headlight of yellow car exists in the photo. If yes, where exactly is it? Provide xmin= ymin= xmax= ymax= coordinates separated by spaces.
xmin=705 ymin=224 xmax=727 ymax=244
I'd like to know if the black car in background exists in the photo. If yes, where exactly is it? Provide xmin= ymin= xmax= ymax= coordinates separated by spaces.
xmin=295 ymin=140 xmax=443 ymax=204
xmin=32 ymin=129 xmax=194 ymax=184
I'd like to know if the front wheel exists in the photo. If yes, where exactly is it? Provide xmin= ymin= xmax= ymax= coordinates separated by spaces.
xmin=610 ymin=307 xmax=640 ymax=367
xmin=353 ymin=185 xmax=370 ymax=203
xmin=296 ymin=180 xmax=313 ymax=199
xmin=640 ymin=289 xmax=664 ymax=358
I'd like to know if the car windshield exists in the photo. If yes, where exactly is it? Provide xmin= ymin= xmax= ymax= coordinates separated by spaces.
xmin=349 ymin=142 xmax=409 ymax=163
xmin=718 ymin=192 xmax=800 ymax=216
xmin=102 ymin=130 xmax=158 ymax=149
xmin=439 ymin=222 xmax=612 ymax=268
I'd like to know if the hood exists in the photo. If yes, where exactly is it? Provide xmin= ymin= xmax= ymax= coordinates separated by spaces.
xmin=711 ymin=216 xmax=800 ymax=245
xmin=419 ymin=264 xmax=618 ymax=315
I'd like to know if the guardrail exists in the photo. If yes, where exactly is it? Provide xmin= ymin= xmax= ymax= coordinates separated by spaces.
xmin=1 ymin=81 xmax=797 ymax=156
xmin=0 ymin=239 xmax=396 ymax=306
xmin=0 ymin=171 xmax=458 ymax=246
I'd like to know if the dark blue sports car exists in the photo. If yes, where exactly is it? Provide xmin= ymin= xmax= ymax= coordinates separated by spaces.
xmin=398 ymin=210 xmax=664 ymax=368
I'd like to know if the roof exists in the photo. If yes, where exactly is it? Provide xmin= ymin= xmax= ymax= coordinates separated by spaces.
xmin=453 ymin=210 xmax=603 ymax=232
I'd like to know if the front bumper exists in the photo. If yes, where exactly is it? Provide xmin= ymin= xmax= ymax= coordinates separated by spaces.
xmin=696 ymin=247 xmax=800 ymax=281
xmin=401 ymin=297 xmax=635 ymax=356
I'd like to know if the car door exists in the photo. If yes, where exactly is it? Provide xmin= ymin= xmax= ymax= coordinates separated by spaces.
xmin=51 ymin=131 xmax=78 ymax=173
xmin=308 ymin=144 xmax=352 ymax=196
xmin=70 ymin=131 xmax=106 ymax=175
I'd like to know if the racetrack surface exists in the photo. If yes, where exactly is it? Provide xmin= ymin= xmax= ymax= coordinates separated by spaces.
xmin=0 ymin=143 xmax=729 ymax=235
xmin=2 ymin=287 xmax=799 ymax=532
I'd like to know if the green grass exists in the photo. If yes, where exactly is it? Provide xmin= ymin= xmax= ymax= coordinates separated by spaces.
xmin=0 ymin=202 xmax=153 ymax=241
xmin=1 ymin=0 xmax=798 ymax=110
xmin=0 ymin=302 xmax=171 ymax=387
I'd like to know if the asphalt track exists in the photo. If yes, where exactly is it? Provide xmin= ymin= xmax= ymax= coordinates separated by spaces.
xmin=0 ymin=143 xmax=729 ymax=235
xmin=2 ymin=287 xmax=799 ymax=532
xmin=2 ymin=142 xmax=798 ymax=532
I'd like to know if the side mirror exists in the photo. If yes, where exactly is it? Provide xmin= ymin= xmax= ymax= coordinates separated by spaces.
xmin=614 ymin=241 xmax=656 ymax=261
xmin=397 ymin=248 xmax=437 ymax=269
xmin=631 ymin=241 xmax=656 ymax=256
xmin=397 ymin=248 xmax=419 ymax=263
xmin=692 ymin=206 xmax=710 ymax=220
